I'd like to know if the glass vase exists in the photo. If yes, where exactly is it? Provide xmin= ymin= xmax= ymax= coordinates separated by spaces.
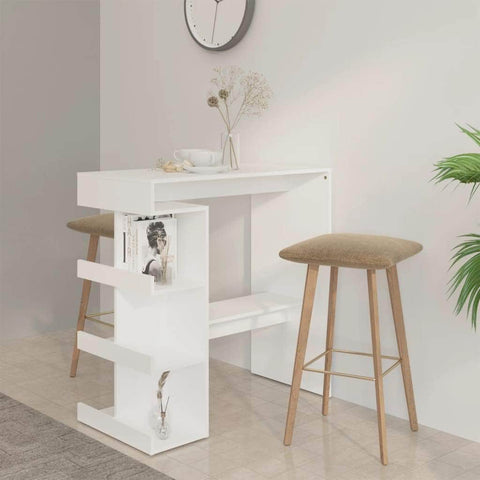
xmin=151 ymin=400 xmax=170 ymax=440
xmin=221 ymin=131 xmax=240 ymax=170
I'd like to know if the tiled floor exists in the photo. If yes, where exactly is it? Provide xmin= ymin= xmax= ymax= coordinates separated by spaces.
xmin=1 ymin=329 xmax=479 ymax=480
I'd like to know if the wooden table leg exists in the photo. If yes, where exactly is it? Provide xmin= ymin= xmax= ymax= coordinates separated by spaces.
xmin=367 ymin=269 xmax=388 ymax=465
xmin=322 ymin=266 xmax=338 ymax=416
xmin=70 ymin=234 xmax=99 ymax=377
xmin=284 ymin=264 xmax=319 ymax=446
xmin=386 ymin=265 xmax=418 ymax=432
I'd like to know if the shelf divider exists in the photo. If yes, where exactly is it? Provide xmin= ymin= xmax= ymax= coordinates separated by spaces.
xmin=78 ymin=259 xmax=204 ymax=296
xmin=209 ymin=292 xmax=301 ymax=339
xmin=77 ymin=331 xmax=202 ymax=374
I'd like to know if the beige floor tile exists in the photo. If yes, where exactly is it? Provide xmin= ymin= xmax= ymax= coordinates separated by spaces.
xmin=272 ymin=446 xmax=319 ymax=469
xmin=166 ymin=444 xmax=211 ymax=464
xmin=275 ymin=470 xmax=324 ymax=480
xmin=146 ymin=455 xmax=209 ymax=479
xmin=391 ymin=436 xmax=461 ymax=462
xmin=457 ymin=443 xmax=480 ymax=456
xmin=1 ymin=329 xmax=480 ymax=480
xmin=195 ymin=436 xmax=239 ymax=455
xmin=297 ymin=417 xmax=345 ymax=438
xmin=212 ymin=466 xmax=266 ymax=479
xmin=299 ymin=456 xmax=353 ymax=479
xmin=322 ymin=396 xmax=358 ymax=415
xmin=456 ymin=472 xmax=480 ymax=480
xmin=250 ymin=455 xmax=301 ymax=477
xmin=339 ymin=461 xmax=413 ymax=480
xmin=16 ymin=371 xmax=111 ymax=407
xmin=439 ymin=448 xmax=480 ymax=471
xmin=193 ymin=452 xmax=245 ymax=476
xmin=391 ymin=442 xmax=447 ymax=467
xmin=428 ymin=431 xmax=472 ymax=451
xmin=301 ymin=431 xmax=366 ymax=457
xmin=409 ymin=459 xmax=465 ymax=479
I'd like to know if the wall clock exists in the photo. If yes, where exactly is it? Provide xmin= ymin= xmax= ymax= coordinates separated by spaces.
xmin=184 ymin=0 xmax=255 ymax=51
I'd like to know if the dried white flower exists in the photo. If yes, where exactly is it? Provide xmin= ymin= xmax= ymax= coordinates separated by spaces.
xmin=207 ymin=66 xmax=272 ymax=169
xmin=210 ymin=66 xmax=244 ymax=105
xmin=237 ymin=71 xmax=272 ymax=120
xmin=208 ymin=66 xmax=272 ymax=130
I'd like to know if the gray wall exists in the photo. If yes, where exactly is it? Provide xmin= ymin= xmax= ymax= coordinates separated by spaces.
xmin=0 ymin=0 xmax=100 ymax=342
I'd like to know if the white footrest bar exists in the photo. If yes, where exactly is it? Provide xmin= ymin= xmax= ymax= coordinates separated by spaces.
xmin=77 ymin=332 xmax=201 ymax=374
xmin=78 ymin=259 xmax=152 ymax=295
xmin=78 ymin=403 xmax=152 ymax=454
xmin=77 ymin=403 xmax=208 ymax=455
xmin=209 ymin=292 xmax=301 ymax=339
xmin=77 ymin=260 xmax=204 ymax=296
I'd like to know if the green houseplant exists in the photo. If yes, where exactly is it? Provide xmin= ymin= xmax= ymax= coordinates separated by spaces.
xmin=433 ymin=125 xmax=480 ymax=329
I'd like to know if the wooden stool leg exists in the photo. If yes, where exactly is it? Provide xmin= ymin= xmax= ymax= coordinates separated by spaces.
xmin=322 ymin=266 xmax=338 ymax=416
xmin=70 ymin=234 xmax=99 ymax=377
xmin=284 ymin=264 xmax=319 ymax=446
xmin=386 ymin=265 xmax=418 ymax=432
xmin=367 ymin=269 xmax=388 ymax=465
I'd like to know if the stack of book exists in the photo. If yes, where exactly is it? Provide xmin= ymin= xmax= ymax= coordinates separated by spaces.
xmin=121 ymin=214 xmax=177 ymax=285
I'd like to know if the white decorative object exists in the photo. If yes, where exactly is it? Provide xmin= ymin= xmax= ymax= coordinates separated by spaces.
xmin=151 ymin=371 xmax=170 ymax=440
xmin=75 ymin=163 xmax=331 ymax=455
xmin=174 ymin=149 xmax=222 ymax=167
xmin=221 ymin=131 xmax=240 ymax=170
xmin=183 ymin=165 xmax=230 ymax=175
xmin=208 ymin=67 xmax=272 ymax=170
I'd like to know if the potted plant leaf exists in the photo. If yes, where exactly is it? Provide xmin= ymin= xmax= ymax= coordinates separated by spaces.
xmin=433 ymin=125 xmax=480 ymax=329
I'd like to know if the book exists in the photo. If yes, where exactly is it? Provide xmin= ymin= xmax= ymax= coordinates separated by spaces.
xmin=121 ymin=214 xmax=177 ymax=285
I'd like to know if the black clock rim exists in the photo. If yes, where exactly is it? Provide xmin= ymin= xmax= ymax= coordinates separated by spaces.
xmin=184 ymin=0 xmax=255 ymax=52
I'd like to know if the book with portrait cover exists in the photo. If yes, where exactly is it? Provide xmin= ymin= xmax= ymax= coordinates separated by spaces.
xmin=122 ymin=215 xmax=177 ymax=285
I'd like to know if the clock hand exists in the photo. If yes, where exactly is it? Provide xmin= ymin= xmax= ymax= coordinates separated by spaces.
xmin=211 ymin=1 xmax=220 ymax=44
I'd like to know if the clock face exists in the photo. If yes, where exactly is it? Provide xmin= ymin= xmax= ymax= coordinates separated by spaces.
xmin=184 ymin=0 xmax=255 ymax=51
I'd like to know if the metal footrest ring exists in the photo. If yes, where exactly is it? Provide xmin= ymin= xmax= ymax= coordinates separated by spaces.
xmin=85 ymin=311 xmax=114 ymax=327
xmin=303 ymin=348 xmax=401 ymax=381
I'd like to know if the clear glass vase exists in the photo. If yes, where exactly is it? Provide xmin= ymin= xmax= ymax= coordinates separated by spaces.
xmin=151 ymin=400 xmax=170 ymax=440
xmin=221 ymin=131 xmax=240 ymax=170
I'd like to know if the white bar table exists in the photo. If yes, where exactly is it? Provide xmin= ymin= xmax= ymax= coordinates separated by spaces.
xmin=75 ymin=163 xmax=331 ymax=455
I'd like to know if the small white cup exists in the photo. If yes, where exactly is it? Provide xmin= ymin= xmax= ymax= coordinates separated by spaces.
xmin=174 ymin=149 xmax=222 ymax=167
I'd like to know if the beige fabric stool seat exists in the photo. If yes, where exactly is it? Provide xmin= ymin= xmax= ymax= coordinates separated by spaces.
xmin=280 ymin=233 xmax=422 ymax=269
xmin=67 ymin=213 xmax=114 ymax=239
xmin=282 ymin=233 xmax=422 ymax=466
xmin=67 ymin=213 xmax=114 ymax=377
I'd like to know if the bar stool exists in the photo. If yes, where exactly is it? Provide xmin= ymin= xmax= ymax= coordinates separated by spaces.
xmin=67 ymin=213 xmax=114 ymax=377
xmin=280 ymin=233 xmax=422 ymax=465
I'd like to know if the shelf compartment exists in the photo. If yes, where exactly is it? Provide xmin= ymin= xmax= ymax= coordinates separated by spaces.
xmin=77 ymin=259 xmax=204 ymax=296
xmin=77 ymin=403 xmax=206 ymax=455
xmin=209 ymin=292 xmax=301 ymax=339
xmin=77 ymin=331 xmax=201 ymax=374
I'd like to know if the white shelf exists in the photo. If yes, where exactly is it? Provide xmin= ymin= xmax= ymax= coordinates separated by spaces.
xmin=209 ymin=293 xmax=301 ymax=339
xmin=77 ymin=403 xmax=207 ymax=455
xmin=77 ymin=260 xmax=204 ymax=296
xmin=77 ymin=332 xmax=202 ymax=374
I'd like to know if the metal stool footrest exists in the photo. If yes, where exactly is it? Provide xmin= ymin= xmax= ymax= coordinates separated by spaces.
xmin=303 ymin=348 xmax=401 ymax=382
xmin=85 ymin=311 xmax=114 ymax=328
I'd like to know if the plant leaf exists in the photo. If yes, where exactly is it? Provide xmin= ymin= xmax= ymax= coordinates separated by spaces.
xmin=456 ymin=123 xmax=480 ymax=148
xmin=448 ymin=235 xmax=480 ymax=330
xmin=432 ymin=125 xmax=480 ymax=202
